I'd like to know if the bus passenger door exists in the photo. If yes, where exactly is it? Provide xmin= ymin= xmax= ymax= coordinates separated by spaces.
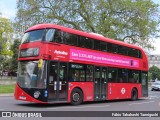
xmin=141 ymin=72 xmax=148 ymax=97
xmin=101 ymin=67 xmax=107 ymax=100
xmin=94 ymin=67 xmax=101 ymax=100
xmin=58 ymin=62 xmax=68 ymax=100
xmin=48 ymin=62 xmax=58 ymax=100
xmin=94 ymin=67 xmax=107 ymax=100
xmin=48 ymin=61 xmax=68 ymax=101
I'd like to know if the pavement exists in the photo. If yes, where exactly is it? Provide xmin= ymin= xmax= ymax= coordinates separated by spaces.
xmin=0 ymin=81 xmax=16 ymax=85
xmin=0 ymin=93 xmax=14 ymax=97
xmin=0 ymin=77 xmax=16 ymax=97
xmin=0 ymin=76 xmax=16 ymax=84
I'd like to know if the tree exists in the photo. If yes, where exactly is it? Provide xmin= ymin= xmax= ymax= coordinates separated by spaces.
xmin=16 ymin=0 xmax=160 ymax=50
xmin=9 ymin=39 xmax=21 ymax=72
xmin=149 ymin=65 xmax=160 ymax=81
xmin=0 ymin=16 xmax=13 ymax=72
xmin=0 ymin=17 xmax=13 ymax=56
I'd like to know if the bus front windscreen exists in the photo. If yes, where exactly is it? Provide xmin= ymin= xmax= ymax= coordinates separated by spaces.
xmin=21 ymin=29 xmax=45 ymax=44
xmin=17 ymin=60 xmax=47 ymax=89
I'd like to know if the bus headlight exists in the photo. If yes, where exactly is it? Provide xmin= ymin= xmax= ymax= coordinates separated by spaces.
xmin=33 ymin=91 xmax=41 ymax=98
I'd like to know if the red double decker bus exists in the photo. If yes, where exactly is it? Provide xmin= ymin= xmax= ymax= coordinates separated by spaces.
xmin=14 ymin=24 xmax=148 ymax=105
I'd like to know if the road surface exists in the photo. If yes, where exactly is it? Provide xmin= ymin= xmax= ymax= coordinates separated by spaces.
xmin=0 ymin=90 xmax=159 ymax=119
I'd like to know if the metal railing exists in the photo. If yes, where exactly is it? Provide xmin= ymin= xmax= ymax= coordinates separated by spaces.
xmin=0 ymin=76 xmax=17 ymax=85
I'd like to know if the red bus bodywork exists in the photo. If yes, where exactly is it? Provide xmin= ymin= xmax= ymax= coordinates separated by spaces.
xmin=14 ymin=24 xmax=148 ymax=104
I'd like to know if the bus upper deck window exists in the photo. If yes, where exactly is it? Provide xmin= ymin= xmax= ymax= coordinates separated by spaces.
xmin=54 ymin=30 xmax=63 ymax=43
xmin=45 ymin=29 xmax=55 ymax=42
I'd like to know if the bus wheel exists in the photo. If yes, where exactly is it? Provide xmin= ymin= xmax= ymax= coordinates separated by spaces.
xmin=131 ymin=88 xmax=138 ymax=101
xmin=70 ymin=88 xmax=83 ymax=105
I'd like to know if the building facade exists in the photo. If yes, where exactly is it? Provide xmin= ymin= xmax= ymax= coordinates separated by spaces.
xmin=148 ymin=55 xmax=160 ymax=68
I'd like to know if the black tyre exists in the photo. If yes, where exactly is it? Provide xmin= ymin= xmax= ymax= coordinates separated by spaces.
xmin=70 ymin=88 xmax=83 ymax=105
xmin=151 ymin=88 xmax=154 ymax=91
xmin=131 ymin=88 xmax=138 ymax=101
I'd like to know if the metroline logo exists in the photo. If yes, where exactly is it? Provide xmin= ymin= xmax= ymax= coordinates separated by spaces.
xmin=54 ymin=50 xmax=68 ymax=55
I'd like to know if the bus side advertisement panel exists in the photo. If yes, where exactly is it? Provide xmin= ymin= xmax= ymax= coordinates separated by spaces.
xmin=50 ymin=46 xmax=140 ymax=70
xmin=70 ymin=49 xmax=139 ymax=68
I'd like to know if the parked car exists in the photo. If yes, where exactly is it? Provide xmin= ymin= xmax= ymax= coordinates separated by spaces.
xmin=151 ymin=81 xmax=160 ymax=91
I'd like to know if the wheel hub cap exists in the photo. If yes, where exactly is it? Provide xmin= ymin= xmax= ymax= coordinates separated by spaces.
xmin=73 ymin=93 xmax=80 ymax=102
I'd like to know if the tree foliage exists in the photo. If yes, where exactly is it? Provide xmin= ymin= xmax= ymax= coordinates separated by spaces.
xmin=0 ymin=16 xmax=14 ymax=72
xmin=149 ymin=65 xmax=160 ymax=80
xmin=0 ymin=17 xmax=13 ymax=56
xmin=16 ymin=0 xmax=160 ymax=49
xmin=9 ymin=39 xmax=21 ymax=72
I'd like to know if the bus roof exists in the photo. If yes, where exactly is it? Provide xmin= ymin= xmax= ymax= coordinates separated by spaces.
xmin=26 ymin=23 xmax=143 ymax=51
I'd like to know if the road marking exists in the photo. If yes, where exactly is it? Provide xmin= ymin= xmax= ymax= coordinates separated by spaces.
xmin=149 ymin=92 xmax=160 ymax=94
xmin=147 ymin=95 xmax=160 ymax=100
xmin=148 ymin=97 xmax=158 ymax=100
xmin=149 ymin=95 xmax=159 ymax=98
xmin=47 ymin=105 xmax=110 ymax=110
xmin=128 ymin=101 xmax=155 ymax=105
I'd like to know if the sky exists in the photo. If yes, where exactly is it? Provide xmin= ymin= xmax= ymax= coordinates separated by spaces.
xmin=0 ymin=0 xmax=17 ymax=20
xmin=0 ymin=0 xmax=160 ymax=55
